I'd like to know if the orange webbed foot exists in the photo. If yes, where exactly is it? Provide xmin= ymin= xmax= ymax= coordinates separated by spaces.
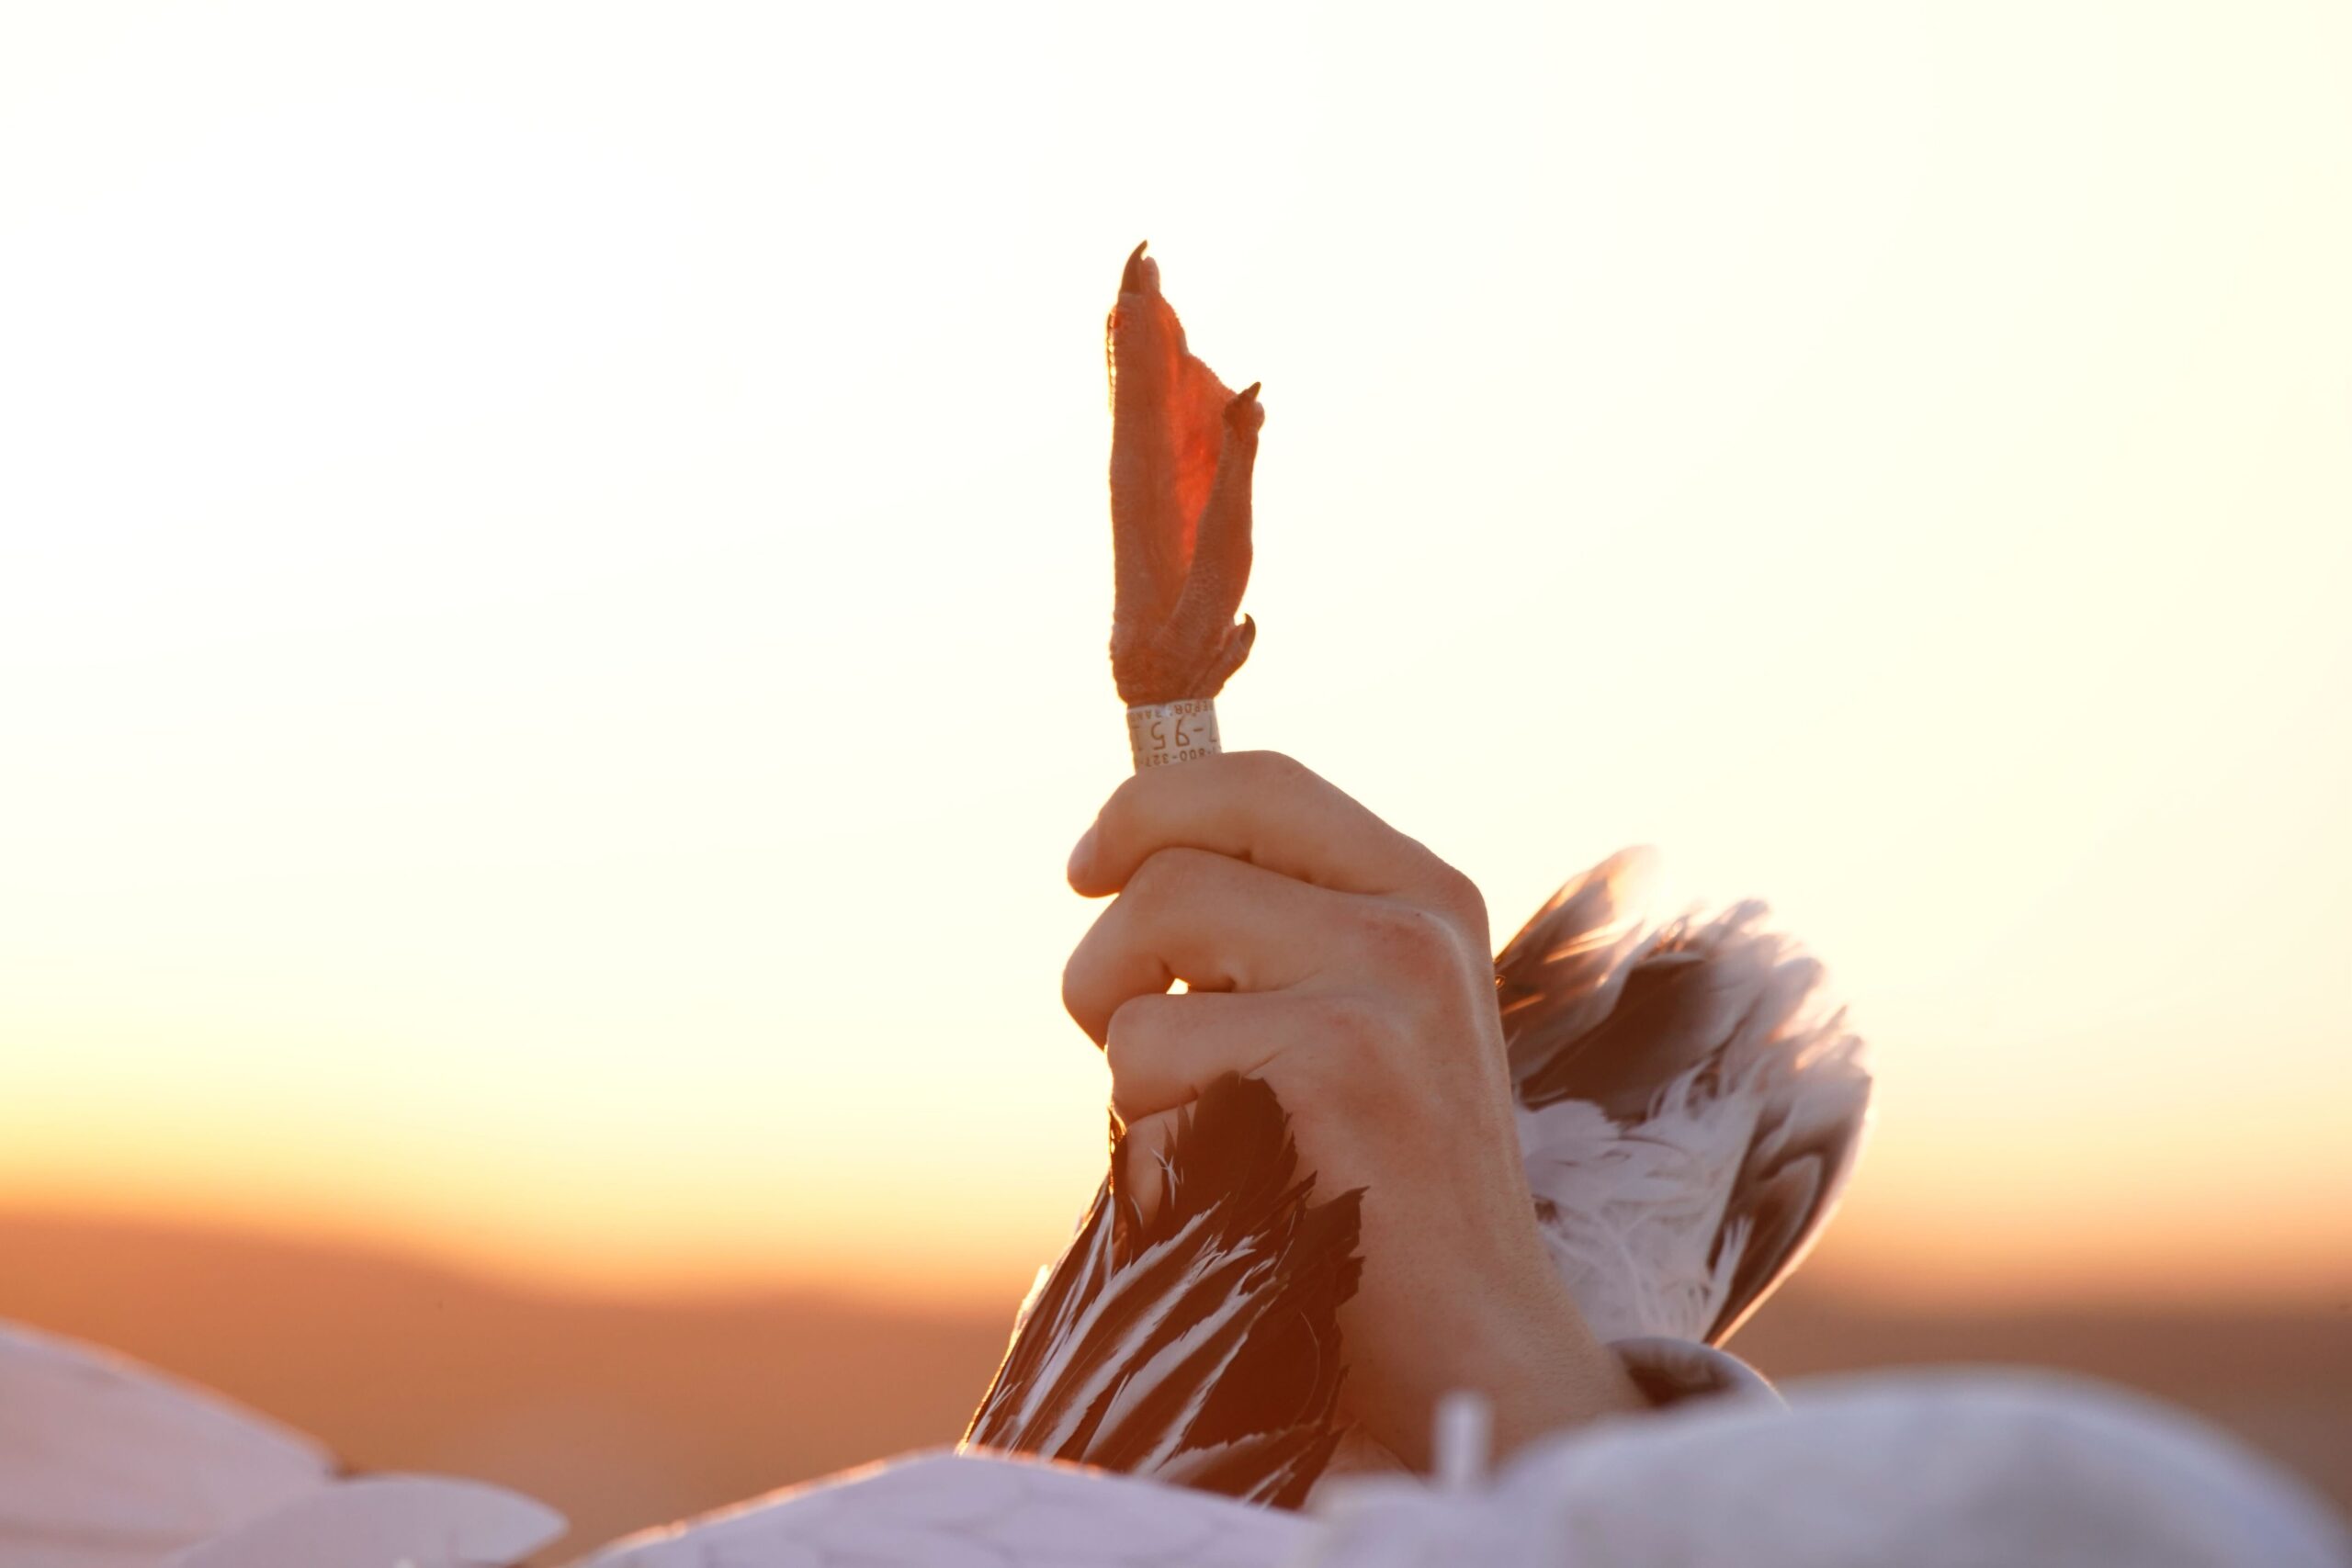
xmin=1105 ymin=243 xmax=1261 ymax=705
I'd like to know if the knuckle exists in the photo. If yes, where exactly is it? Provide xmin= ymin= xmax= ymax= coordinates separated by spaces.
xmin=1110 ymin=1079 xmax=1155 ymax=1128
xmin=1355 ymin=899 xmax=1466 ymax=982
xmin=1232 ymin=749 xmax=1310 ymax=789
xmin=1125 ymin=844 xmax=1208 ymax=903
xmin=1431 ymin=863 xmax=1493 ymax=949
xmin=1102 ymin=995 xmax=1159 ymax=1080
xmin=1060 ymin=931 xmax=1117 ymax=1041
xmin=1431 ymin=861 xmax=1487 ymax=923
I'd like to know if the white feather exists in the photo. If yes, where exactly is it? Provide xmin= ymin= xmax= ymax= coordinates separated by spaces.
xmin=1518 ymin=1082 xmax=1753 ymax=1343
xmin=1305 ymin=1372 xmax=2350 ymax=1568
xmin=1001 ymin=1212 xmax=1223 ymax=1453
xmin=0 ymin=1322 xmax=332 ymax=1567
xmin=565 ymin=1450 xmax=1308 ymax=1568
xmin=1500 ymin=855 xmax=1872 ymax=1344
xmin=158 ymin=1478 xmax=562 ymax=1568
xmin=0 ymin=1323 xmax=563 ymax=1568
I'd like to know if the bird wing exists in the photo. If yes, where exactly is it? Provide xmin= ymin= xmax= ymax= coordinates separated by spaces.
xmin=158 ymin=1477 xmax=564 ymax=1568
xmin=568 ymin=1449 xmax=1310 ymax=1568
xmin=0 ymin=1320 xmax=334 ymax=1567
xmin=1496 ymin=850 xmax=1871 ymax=1344
xmin=963 ymin=1073 xmax=1362 ymax=1508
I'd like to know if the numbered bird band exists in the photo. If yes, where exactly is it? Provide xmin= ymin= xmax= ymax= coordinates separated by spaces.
xmin=1126 ymin=699 xmax=1221 ymax=772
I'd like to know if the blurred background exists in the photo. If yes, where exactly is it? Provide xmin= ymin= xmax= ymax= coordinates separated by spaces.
xmin=3 ymin=0 xmax=2346 ymax=1553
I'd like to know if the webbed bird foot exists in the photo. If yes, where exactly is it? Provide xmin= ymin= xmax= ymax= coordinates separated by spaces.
xmin=1106 ymin=242 xmax=1262 ymax=705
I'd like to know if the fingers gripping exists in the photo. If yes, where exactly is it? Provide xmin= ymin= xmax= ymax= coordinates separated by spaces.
xmin=1105 ymin=991 xmax=1285 ymax=1126
xmin=1060 ymin=848 xmax=1333 ymax=1043
xmin=1070 ymin=752 xmax=1488 ymax=943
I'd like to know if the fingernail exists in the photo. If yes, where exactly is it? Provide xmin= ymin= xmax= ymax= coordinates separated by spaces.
xmin=1067 ymin=823 xmax=1099 ymax=884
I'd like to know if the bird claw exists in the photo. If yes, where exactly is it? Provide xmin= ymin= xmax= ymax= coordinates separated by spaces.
xmin=1105 ymin=243 xmax=1261 ymax=705
xmin=1119 ymin=237 xmax=1154 ymax=295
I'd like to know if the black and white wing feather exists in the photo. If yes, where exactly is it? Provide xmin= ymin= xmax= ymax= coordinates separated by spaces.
xmin=1498 ymin=849 xmax=1872 ymax=1345
xmin=963 ymin=1072 xmax=1363 ymax=1508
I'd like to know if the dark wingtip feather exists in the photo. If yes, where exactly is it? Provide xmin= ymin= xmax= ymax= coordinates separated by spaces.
xmin=963 ymin=1073 xmax=1362 ymax=1509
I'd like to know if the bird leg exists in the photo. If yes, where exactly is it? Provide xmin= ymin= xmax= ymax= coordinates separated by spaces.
xmin=1106 ymin=243 xmax=1262 ymax=705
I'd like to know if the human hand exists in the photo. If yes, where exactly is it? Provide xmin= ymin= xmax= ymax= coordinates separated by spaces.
xmin=1061 ymin=751 xmax=1643 ymax=1469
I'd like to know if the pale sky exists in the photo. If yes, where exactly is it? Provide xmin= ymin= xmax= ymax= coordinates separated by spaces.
xmin=3 ymin=2 xmax=2346 ymax=1310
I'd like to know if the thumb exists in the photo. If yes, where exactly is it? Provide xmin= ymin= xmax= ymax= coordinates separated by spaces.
xmin=1115 ymin=1107 xmax=1182 ymax=1229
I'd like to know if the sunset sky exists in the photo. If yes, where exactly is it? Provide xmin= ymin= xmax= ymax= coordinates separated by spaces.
xmin=3 ymin=3 xmax=2346 ymax=1313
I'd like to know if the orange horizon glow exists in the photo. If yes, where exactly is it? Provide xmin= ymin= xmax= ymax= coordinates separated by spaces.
xmin=5 ymin=4 xmax=2348 ymax=1320
xmin=7 ymin=1173 xmax=2347 ymax=1316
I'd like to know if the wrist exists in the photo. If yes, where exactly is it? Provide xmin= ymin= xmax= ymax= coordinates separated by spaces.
xmin=1363 ymin=1255 xmax=1644 ymax=1470
xmin=1472 ymin=1267 xmax=1647 ymax=1461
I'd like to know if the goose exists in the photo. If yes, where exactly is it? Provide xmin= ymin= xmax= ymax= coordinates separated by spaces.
xmin=959 ymin=245 xmax=1870 ymax=1499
